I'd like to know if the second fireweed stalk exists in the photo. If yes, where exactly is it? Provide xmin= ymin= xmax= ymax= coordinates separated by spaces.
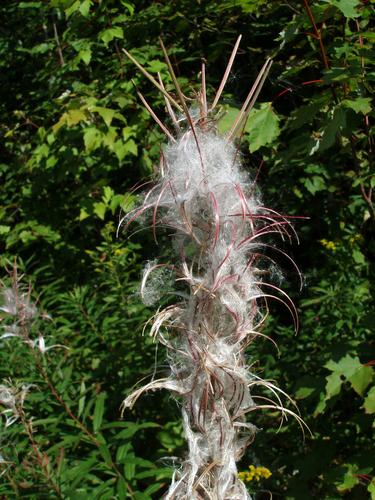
xmin=121 ymin=37 xmax=305 ymax=499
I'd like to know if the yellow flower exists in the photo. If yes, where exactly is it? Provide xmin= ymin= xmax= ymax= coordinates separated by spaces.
xmin=349 ymin=234 xmax=362 ymax=246
xmin=238 ymin=465 xmax=272 ymax=483
xmin=319 ymin=239 xmax=337 ymax=252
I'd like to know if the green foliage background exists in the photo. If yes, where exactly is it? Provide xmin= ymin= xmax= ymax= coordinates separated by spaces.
xmin=0 ymin=0 xmax=374 ymax=498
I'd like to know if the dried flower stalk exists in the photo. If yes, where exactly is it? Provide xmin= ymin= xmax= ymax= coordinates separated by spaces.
xmin=121 ymin=37 xmax=305 ymax=499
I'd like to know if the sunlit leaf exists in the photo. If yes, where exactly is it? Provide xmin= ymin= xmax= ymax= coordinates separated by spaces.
xmin=93 ymin=392 xmax=106 ymax=432
xmin=84 ymin=127 xmax=102 ymax=151
xmin=342 ymin=97 xmax=372 ymax=115
xmin=100 ymin=27 xmax=124 ymax=46
xmin=93 ymin=202 xmax=107 ymax=220
xmin=245 ymin=103 xmax=280 ymax=153
xmin=362 ymin=386 xmax=375 ymax=414
xmin=79 ymin=0 xmax=92 ymax=17
xmin=322 ymin=0 xmax=361 ymax=18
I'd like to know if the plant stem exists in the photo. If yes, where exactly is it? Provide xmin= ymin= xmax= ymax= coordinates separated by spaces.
xmin=52 ymin=21 xmax=65 ymax=66
xmin=33 ymin=354 xmax=135 ymax=498
xmin=302 ymin=0 xmax=329 ymax=69
xmin=19 ymin=408 xmax=63 ymax=498
xmin=303 ymin=0 xmax=374 ymax=223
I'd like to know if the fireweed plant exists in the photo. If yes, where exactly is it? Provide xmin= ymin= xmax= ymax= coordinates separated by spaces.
xmin=0 ymin=267 xmax=66 ymax=497
xmin=120 ymin=37 xmax=307 ymax=499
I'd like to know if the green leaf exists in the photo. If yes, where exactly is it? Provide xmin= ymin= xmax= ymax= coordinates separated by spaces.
xmin=78 ymin=380 xmax=86 ymax=418
xmin=288 ymin=101 xmax=324 ymax=131
xmin=361 ymin=32 xmax=375 ymax=42
xmin=317 ymin=106 xmax=346 ymax=152
xmin=124 ymin=456 xmax=136 ymax=480
xmin=245 ymin=103 xmax=280 ymax=153
xmin=325 ymin=355 xmax=357 ymax=378
xmin=336 ymin=464 xmax=359 ymax=492
xmin=93 ymin=392 xmax=106 ymax=432
xmin=116 ymin=443 xmax=132 ymax=462
xmin=342 ymin=97 xmax=372 ymax=115
xmin=102 ymin=186 xmax=114 ymax=204
xmin=295 ymin=386 xmax=316 ymax=400
xmin=100 ymin=27 xmax=124 ymax=46
xmin=144 ymin=483 xmax=163 ymax=495
xmin=103 ymin=127 xmax=117 ymax=150
xmin=65 ymin=0 xmax=80 ymax=18
xmin=98 ymin=442 xmax=113 ymax=467
xmin=125 ymin=139 xmax=137 ymax=156
xmin=117 ymin=477 xmax=128 ymax=498
xmin=84 ymin=127 xmax=102 ymax=152
xmin=68 ymin=458 xmax=97 ymax=488
xmin=116 ymin=422 xmax=159 ymax=440
xmin=78 ymin=48 xmax=92 ymax=65
xmin=349 ymin=367 xmax=373 ymax=395
xmin=46 ymin=155 xmax=58 ymax=169
xmin=110 ymin=194 xmax=126 ymax=212
xmin=117 ymin=193 xmax=136 ymax=213
xmin=113 ymin=141 xmax=127 ymax=162
xmin=217 ymin=106 xmax=239 ymax=135
xmin=322 ymin=67 xmax=352 ymax=84
xmin=368 ymin=479 xmax=375 ymax=499
xmin=113 ymin=139 xmax=137 ymax=161
xmin=147 ymin=60 xmax=167 ymax=73
xmin=27 ymin=43 xmax=53 ymax=55
xmin=120 ymin=0 xmax=135 ymax=14
xmin=79 ymin=0 xmax=92 ymax=17
xmin=0 ymin=225 xmax=11 ymax=235
xmin=53 ymin=109 xmax=87 ymax=133
xmin=322 ymin=0 xmax=361 ymax=18
xmin=18 ymin=1 xmax=42 ymax=7
xmin=325 ymin=372 xmax=342 ymax=399
xmin=325 ymin=354 xmax=373 ymax=397
xmin=93 ymin=202 xmax=107 ymax=220
xmin=79 ymin=208 xmax=90 ymax=221
xmin=363 ymin=386 xmax=375 ymax=414
xmin=94 ymin=107 xmax=116 ymax=127
xmin=352 ymin=249 xmax=365 ymax=265
xmin=302 ymin=175 xmax=326 ymax=195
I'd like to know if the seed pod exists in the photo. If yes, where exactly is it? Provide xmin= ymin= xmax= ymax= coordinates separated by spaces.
xmin=121 ymin=37 xmax=305 ymax=499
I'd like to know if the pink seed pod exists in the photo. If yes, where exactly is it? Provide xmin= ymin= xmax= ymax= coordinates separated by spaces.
xmin=121 ymin=37 xmax=306 ymax=499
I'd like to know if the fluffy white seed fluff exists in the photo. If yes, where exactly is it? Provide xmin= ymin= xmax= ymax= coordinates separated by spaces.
xmin=122 ymin=128 xmax=285 ymax=499
xmin=121 ymin=42 xmax=301 ymax=499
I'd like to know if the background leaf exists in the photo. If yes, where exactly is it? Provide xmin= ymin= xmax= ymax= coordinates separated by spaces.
xmin=244 ymin=103 xmax=280 ymax=152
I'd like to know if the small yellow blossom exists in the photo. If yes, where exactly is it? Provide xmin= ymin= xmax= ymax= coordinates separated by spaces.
xmin=238 ymin=465 xmax=272 ymax=483
xmin=348 ymin=234 xmax=362 ymax=246
xmin=319 ymin=239 xmax=338 ymax=252
xmin=114 ymin=248 xmax=125 ymax=256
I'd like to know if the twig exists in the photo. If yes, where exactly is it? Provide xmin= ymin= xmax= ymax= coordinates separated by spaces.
xmin=19 ymin=408 xmax=63 ymax=498
xmin=159 ymin=38 xmax=206 ymax=179
xmin=33 ymin=355 xmax=135 ymax=497
xmin=302 ymin=0 xmax=329 ymax=69
xmin=303 ymin=0 xmax=374 ymax=222
xmin=211 ymin=35 xmax=242 ymax=111
xmin=122 ymin=49 xmax=182 ymax=112
xmin=228 ymin=58 xmax=272 ymax=141
xmin=52 ymin=22 xmax=65 ymax=67
xmin=132 ymin=80 xmax=176 ymax=142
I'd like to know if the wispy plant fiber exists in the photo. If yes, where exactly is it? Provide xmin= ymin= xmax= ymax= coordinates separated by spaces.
xmin=121 ymin=38 xmax=303 ymax=499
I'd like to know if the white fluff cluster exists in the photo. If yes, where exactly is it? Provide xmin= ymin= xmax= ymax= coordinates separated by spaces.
xmin=0 ymin=282 xmax=66 ymax=354
xmin=0 ymin=286 xmax=37 ymax=320
xmin=0 ymin=381 xmax=34 ymax=427
xmin=122 ymin=127 xmax=294 ymax=499
xmin=121 ymin=40 xmax=301 ymax=500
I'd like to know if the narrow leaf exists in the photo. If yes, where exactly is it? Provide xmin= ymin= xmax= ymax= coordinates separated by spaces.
xmin=93 ymin=392 xmax=106 ymax=432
